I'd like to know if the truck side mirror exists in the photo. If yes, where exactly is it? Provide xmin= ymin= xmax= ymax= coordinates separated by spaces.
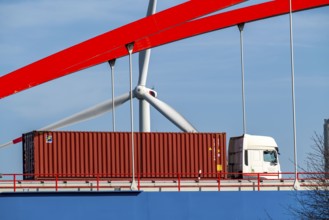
xmin=275 ymin=147 xmax=280 ymax=155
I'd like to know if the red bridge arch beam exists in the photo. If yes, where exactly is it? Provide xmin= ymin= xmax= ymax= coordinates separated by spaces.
xmin=0 ymin=0 xmax=243 ymax=99
xmin=1 ymin=0 xmax=328 ymax=99
xmin=136 ymin=0 xmax=329 ymax=51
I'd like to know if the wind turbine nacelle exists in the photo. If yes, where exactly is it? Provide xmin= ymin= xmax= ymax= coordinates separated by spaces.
xmin=135 ymin=86 xmax=157 ymax=99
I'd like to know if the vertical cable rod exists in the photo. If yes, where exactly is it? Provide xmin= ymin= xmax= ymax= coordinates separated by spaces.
xmin=238 ymin=23 xmax=247 ymax=134
xmin=288 ymin=0 xmax=299 ymax=189
xmin=126 ymin=43 xmax=137 ymax=190
xmin=108 ymin=59 xmax=116 ymax=132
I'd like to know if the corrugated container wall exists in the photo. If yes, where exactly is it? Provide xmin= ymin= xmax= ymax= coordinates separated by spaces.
xmin=23 ymin=131 xmax=226 ymax=180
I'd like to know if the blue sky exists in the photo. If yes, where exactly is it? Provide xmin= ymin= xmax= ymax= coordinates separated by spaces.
xmin=0 ymin=0 xmax=328 ymax=173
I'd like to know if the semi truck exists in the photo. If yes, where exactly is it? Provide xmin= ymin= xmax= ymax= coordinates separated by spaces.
xmin=22 ymin=131 xmax=281 ymax=180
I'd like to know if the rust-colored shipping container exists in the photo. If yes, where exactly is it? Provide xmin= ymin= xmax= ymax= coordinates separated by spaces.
xmin=23 ymin=131 xmax=226 ymax=180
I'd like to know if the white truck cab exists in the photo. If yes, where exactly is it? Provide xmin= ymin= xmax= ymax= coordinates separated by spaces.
xmin=228 ymin=134 xmax=281 ymax=179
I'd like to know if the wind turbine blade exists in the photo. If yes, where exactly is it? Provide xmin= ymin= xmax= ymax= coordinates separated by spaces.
xmin=138 ymin=50 xmax=151 ymax=86
xmin=146 ymin=0 xmax=157 ymax=16
xmin=40 ymin=92 xmax=131 ymax=131
xmin=138 ymin=0 xmax=157 ymax=132
xmin=0 ymin=93 xmax=131 ymax=148
xmin=0 ymin=141 xmax=14 ymax=149
xmin=0 ymin=137 xmax=22 ymax=149
xmin=138 ymin=0 xmax=157 ymax=85
xmin=142 ymin=92 xmax=197 ymax=132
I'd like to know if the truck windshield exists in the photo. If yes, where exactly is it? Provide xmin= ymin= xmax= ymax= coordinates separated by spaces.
xmin=263 ymin=150 xmax=277 ymax=163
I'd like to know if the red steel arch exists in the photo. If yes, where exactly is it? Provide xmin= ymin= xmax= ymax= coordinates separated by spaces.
xmin=0 ymin=0 xmax=328 ymax=99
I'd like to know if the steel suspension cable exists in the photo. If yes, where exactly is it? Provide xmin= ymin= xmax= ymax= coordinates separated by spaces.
xmin=238 ymin=23 xmax=247 ymax=134
xmin=289 ymin=0 xmax=299 ymax=190
xmin=126 ymin=43 xmax=137 ymax=190
xmin=109 ymin=59 xmax=116 ymax=132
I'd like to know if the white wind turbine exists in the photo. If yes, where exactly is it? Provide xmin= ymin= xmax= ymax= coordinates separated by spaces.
xmin=0 ymin=0 xmax=197 ymax=149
